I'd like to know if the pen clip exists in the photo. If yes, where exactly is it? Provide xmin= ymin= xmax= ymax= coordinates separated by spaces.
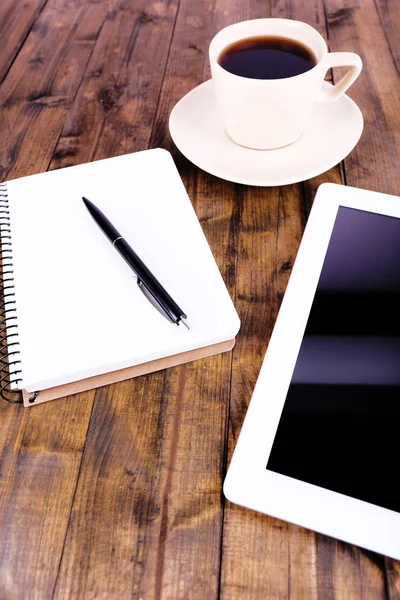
xmin=135 ymin=277 xmax=176 ymax=324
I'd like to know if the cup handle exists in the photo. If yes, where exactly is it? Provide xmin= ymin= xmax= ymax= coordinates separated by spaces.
xmin=319 ymin=52 xmax=362 ymax=102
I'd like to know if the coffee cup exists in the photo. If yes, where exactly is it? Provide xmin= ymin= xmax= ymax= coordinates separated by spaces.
xmin=209 ymin=19 xmax=362 ymax=150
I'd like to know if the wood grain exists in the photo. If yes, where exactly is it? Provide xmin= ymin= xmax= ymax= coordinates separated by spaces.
xmin=0 ymin=0 xmax=109 ymax=180
xmin=0 ymin=394 xmax=94 ymax=598
xmin=50 ymin=0 xmax=180 ymax=170
xmin=374 ymin=0 xmax=400 ymax=74
xmin=325 ymin=0 xmax=400 ymax=195
xmin=0 ymin=0 xmax=48 ymax=84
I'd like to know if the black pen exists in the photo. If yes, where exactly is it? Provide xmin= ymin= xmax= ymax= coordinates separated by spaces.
xmin=82 ymin=197 xmax=190 ymax=330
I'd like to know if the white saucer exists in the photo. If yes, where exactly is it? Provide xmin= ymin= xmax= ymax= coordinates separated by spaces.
xmin=169 ymin=80 xmax=363 ymax=187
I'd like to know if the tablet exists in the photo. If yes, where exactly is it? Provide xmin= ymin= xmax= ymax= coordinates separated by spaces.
xmin=224 ymin=183 xmax=400 ymax=560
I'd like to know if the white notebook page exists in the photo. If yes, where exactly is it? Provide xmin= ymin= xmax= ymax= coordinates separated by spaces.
xmin=5 ymin=149 xmax=239 ymax=391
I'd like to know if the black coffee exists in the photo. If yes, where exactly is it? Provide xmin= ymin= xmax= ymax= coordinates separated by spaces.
xmin=218 ymin=36 xmax=317 ymax=80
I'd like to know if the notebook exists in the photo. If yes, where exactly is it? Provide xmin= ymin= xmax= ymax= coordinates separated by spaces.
xmin=0 ymin=149 xmax=240 ymax=407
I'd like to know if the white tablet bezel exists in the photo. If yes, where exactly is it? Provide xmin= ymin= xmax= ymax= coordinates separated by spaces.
xmin=224 ymin=182 xmax=400 ymax=560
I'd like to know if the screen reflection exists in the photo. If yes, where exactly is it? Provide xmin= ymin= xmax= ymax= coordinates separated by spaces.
xmin=267 ymin=207 xmax=400 ymax=513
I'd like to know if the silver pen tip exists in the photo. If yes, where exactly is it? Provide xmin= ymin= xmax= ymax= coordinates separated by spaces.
xmin=179 ymin=317 xmax=190 ymax=331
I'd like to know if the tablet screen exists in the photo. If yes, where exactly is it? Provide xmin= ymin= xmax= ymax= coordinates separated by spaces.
xmin=267 ymin=206 xmax=400 ymax=513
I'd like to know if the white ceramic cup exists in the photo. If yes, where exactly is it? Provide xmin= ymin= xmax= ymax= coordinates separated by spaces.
xmin=209 ymin=19 xmax=362 ymax=150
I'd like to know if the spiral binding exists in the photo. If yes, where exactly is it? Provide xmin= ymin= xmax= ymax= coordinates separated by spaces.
xmin=0 ymin=183 xmax=23 ymax=403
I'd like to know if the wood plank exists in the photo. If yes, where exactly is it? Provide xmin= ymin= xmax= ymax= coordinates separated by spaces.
xmin=53 ymin=377 xmax=167 ymax=598
xmin=324 ymin=0 xmax=400 ymax=196
xmin=0 ymin=393 xmax=94 ymax=596
xmin=220 ymin=180 xmax=321 ymax=600
xmin=0 ymin=404 xmax=26 ymax=517
xmin=0 ymin=0 xmax=109 ymax=180
xmin=0 ymin=0 xmax=48 ymax=83
xmin=375 ymin=0 xmax=400 ymax=74
xmin=49 ymin=0 xmax=180 ymax=170
xmin=386 ymin=556 xmax=400 ymax=600
xmin=317 ymin=542 xmax=388 ymax=599
xmin=53 ymin=354 xmax=234 ymax=599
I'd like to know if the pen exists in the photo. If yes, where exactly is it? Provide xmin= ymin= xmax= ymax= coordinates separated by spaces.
xmin=82 ymin=197 xmax=190 ymax=330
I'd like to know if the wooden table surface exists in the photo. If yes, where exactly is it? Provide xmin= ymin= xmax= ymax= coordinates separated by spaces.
xmin=1 ymin=0 xmax=400 ymax=598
